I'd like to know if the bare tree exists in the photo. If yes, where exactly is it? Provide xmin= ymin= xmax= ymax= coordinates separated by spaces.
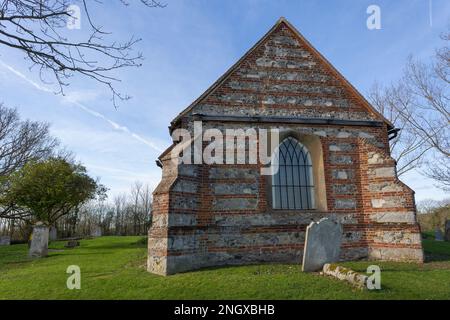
xmin=369 ymin=82 xmax=431 ymax=176
xmin=110 ymin=182 xmax=152 ymax=236
xmin=129 ymin=181 xmax=152 ymax=235
xmin=113 ymin=193 xmax=127 ymax=235
xmin=0 ymin=0 xmax=165 ymax=106
xmin=401 ymin=58 xmax=449 ymax=157
xmin=140 ymin=183 xmax=152 ymax=232
xmin=0 ymin=104 xmax=58 ymax=177
xmin=6 ymin=180 xmax=153 ymax=239
xmin=130 ymin=181 xmax=142 ymax=235
xmin=417 ymin=198 xmax=450 ymax=214
xmin=369 ymin=30 xmax=449 ymax=190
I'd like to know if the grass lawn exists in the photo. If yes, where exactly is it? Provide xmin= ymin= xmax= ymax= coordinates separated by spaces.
xmin=0 ymin=235 xmax=449 ymax=299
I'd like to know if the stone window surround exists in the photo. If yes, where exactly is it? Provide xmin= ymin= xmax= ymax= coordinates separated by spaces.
xmin=265 ymin=129 xmax=328 ymax=212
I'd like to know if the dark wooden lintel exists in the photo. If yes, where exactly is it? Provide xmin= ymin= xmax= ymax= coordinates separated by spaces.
xmin=191 ymin=113 xmax=384 ymax=127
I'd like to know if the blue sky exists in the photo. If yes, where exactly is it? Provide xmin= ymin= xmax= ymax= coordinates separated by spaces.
xmin=0 ymin=0 xmax=448 ymax=201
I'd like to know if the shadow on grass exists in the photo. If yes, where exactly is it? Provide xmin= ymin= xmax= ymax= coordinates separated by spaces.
xmin=170 ymin=262 xmax=305 ymax=277
xmin=77 ymin=237 xmax=147 ymax=251
xmin=424 ymin=252 xmax=450 ymax=262
xmin=50 ymin=251 xmax=115 ymax=257
xmin=422 ymin=238 xmax=450 ymax=263
xmin=78 ymin=242 xmax=145 ymax=251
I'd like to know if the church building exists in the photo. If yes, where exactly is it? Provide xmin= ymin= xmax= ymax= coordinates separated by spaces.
xmin=147 ymin=18 xmax=424 ymax=275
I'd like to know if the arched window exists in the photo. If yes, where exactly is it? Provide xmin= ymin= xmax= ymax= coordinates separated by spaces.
xmin=272 ymin=137 xmax=315 ymax=210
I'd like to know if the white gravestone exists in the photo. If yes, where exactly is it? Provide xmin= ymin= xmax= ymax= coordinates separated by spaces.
xmin=91 ymin=226 xmax=102 ymax=237
xmin=0 ymin=236 xmax=11 ymax=246
xmin=435 ymin=228 xmax=444 ymax=241
xmin=49 ymin=227 xmax=57 ymax=241
xmin=29 ymin=224 xmax=49 ymax=258
xmin=302 ymin=218 xmax=343 ymax=272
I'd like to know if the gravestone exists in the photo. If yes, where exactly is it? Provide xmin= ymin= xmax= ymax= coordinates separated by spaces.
xmin=435 ymin=228 xmax=444 ymax=241
xmin=29 ymin=223 xmax=49 ymax=258
xmin=65 ymin=240 xmax=80 ymax=248
xmin=302 ymin=218 xmax=343 ymax=272
xmin=0 ymin=236 xmax=11 ymax=246
xmin=91 ymin=226 xmax=102 ymax=238
xmin=445 ymin=220 xmax=450 ymax=242
xmin=49 ymin=227 xmax=57 ymax=241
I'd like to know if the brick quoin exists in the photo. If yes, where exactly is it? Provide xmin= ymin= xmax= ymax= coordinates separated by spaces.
xmin=147 ymin=18 xmax=424 ymax=275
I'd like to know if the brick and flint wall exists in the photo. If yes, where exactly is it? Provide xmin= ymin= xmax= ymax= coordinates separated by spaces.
xmin=147 ymin=19 xmax=423 ymax=275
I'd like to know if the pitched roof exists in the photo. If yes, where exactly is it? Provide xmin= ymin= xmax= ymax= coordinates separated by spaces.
xmin=171 ymin=17 xmax=393 ymax=129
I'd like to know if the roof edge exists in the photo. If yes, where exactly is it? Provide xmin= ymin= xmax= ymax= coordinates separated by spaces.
xmin=279 ymin=18 xmax=393 ymax=128
xmin=170 ymin=17 xmax=394 ymax=129
xmin=171 ymin=18 xmax=284 ymax=126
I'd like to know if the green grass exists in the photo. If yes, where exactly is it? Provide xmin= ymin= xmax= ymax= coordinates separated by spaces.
xmin=0 ymin=236 xmax=449 ymax=299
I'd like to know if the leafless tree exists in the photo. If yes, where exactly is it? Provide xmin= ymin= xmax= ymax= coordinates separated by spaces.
xmin=113 ymin=193 xmax=127 ymax=235
xmin=369 ymin=82 xmax=431 ymax=176
xmin=6 ymin=180 xmax=153 ymax=239
xmin=88 ymin=181 xmax=152 ymax=236
xmin=140 ymin=183 xmax=152 ymax=231
xmin=417 ymin=198 xmax=450 ymax=214
xmin=0 ymin=104 xmax=58 ymax=177
xmin=130 ymin=181 xmax=152 ymax=235
xmin=369 ymin=30 xmax=449 ymax=190
xmin=130 ymin=181 xmax=142 ymax=235
xmin=0 ymin=0 xmax=165 ymax=106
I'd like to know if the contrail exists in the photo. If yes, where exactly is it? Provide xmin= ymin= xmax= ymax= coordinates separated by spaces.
xmin=429 ymin=0 xmax=433 ymax=27
xmin=67 ymin=98 xmax=163 ymax=152
xmin=0 ymin=61 xmax=53 ymax=93
xmin=0 ymin=60 xmax=163 ymax=153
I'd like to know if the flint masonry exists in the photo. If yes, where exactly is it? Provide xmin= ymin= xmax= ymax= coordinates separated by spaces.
xmin=147 ymin=18 xmax=424 ymax=275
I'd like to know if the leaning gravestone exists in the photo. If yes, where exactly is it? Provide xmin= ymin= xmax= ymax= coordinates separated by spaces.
xmin=435 ymin=228 xmax=444 ymax=241
xmin=302 ymin=218 xmax=343 ymax=272
xmin=29 ymin=223 xmax=49 ymax=258
xmin=0 ymin=236 xmax=11 ymax=246
xmin=445 ymin=220 xmax=450 ymax=242
xmin=49 ymin=227 xmax=57 ymax=241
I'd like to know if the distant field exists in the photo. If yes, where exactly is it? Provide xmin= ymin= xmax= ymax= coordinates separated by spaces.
xmin=0 ymin=235 xmax=449 ymax=299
